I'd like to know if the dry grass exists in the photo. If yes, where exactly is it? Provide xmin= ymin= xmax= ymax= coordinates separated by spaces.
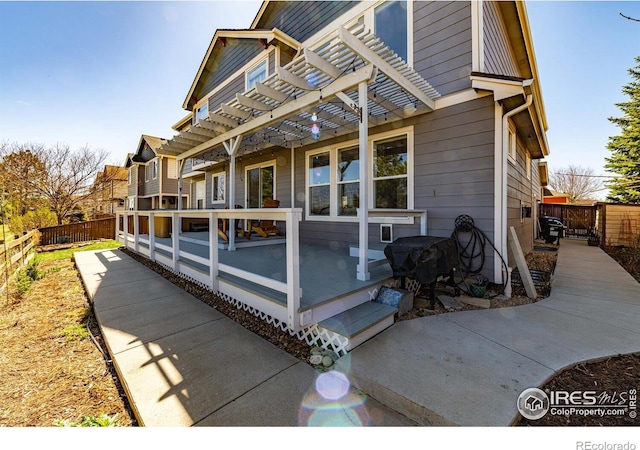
xmin=0 ymin=259 xmax=135 ymax=427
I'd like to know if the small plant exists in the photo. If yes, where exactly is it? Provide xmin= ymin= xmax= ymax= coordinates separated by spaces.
xmin=14 ymin=268 xmax=33 ymax=297
xmin=54 ymin=413 xmax=120 ymax=427
xmin=60 ymin=323 xmax=90 ymax=341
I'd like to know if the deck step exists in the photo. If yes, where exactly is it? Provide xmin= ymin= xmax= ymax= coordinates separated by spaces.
xmin=318 ymin=301 xmax=396 ymax=353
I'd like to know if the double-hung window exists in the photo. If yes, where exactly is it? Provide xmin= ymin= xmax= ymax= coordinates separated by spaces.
xmin=373 ymin=136 xmax=408 ymax=209
xmin=337 ymin=146 xmax=360 ymax=216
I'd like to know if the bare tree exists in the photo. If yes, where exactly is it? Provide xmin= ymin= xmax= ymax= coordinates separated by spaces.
xmin=549 ymin=165 xmax=604 ymax=204
xmin=1 ymin=142 xmax=113 ymax=224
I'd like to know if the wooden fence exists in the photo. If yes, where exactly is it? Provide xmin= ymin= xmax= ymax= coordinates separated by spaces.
xmin=0 ymin=230 xmax=39 ymax=294
xmin=38 ymin=217 xmax=116 ymax=246
xmin=596 ymin=203 xmax=640 ymax=247
xmin=539 ymin=204 xmax=597 ymax=238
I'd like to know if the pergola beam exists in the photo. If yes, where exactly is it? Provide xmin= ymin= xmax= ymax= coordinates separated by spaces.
xmin=338 ymin=26 xmax=435 ymax=111
xmin=178 ymin=64 xmax=376 ymax=162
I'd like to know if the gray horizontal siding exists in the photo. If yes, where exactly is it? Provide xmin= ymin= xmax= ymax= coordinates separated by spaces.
xmin=194 ymin=40 xmax=265 ymax=103
xmin=209 ymin=73 xmax=246 ymax=112
xmin=414 ymin=1 xmax=472 ymax=96
xmin=414 ymin=95 xmax=496 ymax=279
xmin=256 ymin=1 xmax=357 ymax=43
xmin=483 ymin=1 xmax=519 ymax=77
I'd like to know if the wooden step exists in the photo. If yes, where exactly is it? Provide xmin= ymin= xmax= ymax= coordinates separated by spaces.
xmin=318 ymin=301 xmax=396 ymax=352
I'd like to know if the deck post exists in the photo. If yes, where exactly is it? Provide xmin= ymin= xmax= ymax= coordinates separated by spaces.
xmin=122 ymin=212 xmax=129 ymax=250
xmin=357 ymin=80 xmax=370 ymax=281
xmin=149 ymin=212 xmax=156 ymax=262
xmin=285 ymin=209 xmax=302 ymax=331
xmin=209 ymin=211 xmax=219 ymax=291
xmin=133 ymin=212 xmax=140 ymax=253
xmin=223 ymin=136 xmax=242 ymax=252
xmin=171 ymin=211 xmax=180 ymax=271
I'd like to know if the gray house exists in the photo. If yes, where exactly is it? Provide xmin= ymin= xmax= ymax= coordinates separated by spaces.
xmin=125 ymin=134 xmax=191 ymax=210
xmin=119 ymin=0 xmax=550 ymax=355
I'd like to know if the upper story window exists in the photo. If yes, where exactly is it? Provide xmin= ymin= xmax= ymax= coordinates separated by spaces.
xmin=374 ymin=1 xmax=408 ymax=63
xmin=525 ymin=151 xmax=532 ymax=180
xmin=358 ymin=1 xmax=410 ymax=65
xmin=246 ymin=59 xmax=267 ymax=91
xmin=508 ymin=122 xmax=517 ymax=162
xmin=195 ymin=102 xmax=208 ymax=124
xmin=146 ymin=159 xmax=158 ymax=181
xmin=128 ymin=167 xmax=133 ymax=185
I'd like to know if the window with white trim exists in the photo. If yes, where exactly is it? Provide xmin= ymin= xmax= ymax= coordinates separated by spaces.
xmin=373 ymin=136 xmax=408 ymax=209
xmin=195 ymin=102 xmax=208 ymax=124
xmin=211 ymin=172 xmax=225 ymax=204
xmin=246 ymin=59 xmax=267 ymax=91
xmin=360 ymin=1 xmax=411 ymax=65
xmin=525 ymin=151 xmax=531 ymax=180
xmin=306 ymin=128 xmax=413 ymax=220
xmin=128 ymin=167 xmax=133 ymax=185
xmin=508 ymin=122 xmax=517 ymax=162
xmin=246 ymin=161 xmax=275 ymax=208
xmin=167 ymin=159 xmax=177 ymax=179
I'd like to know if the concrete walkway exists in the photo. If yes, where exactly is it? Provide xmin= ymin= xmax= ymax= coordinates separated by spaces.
xmin=74 ymin=239 xmax=640 ymax=426
xmin=74 ymin=249 xmax=416 ymax=426
xmin=337 ymin=239 xmax=640 ymax=425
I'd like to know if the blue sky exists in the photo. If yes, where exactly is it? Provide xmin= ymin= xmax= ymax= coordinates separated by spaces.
xmin=1 ymin=1 xmax=640 ymax=184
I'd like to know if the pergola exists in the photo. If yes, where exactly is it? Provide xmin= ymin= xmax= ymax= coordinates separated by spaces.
xmin=159 ymin=22 xmax=442 ymax=281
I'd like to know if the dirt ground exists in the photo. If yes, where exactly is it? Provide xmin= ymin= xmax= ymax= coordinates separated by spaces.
xmin=1 ymin=240 xmax=638 ymax=427
xmin=0 ymin=259 xmax=135 ymax=427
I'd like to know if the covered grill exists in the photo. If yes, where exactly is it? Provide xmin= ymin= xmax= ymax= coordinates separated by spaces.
xmin=384 ymin=236 xmax=459 ymax=308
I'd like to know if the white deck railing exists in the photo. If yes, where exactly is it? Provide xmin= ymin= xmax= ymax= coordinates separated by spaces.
xmin=116 ymin=209 xmax=303 ymax=331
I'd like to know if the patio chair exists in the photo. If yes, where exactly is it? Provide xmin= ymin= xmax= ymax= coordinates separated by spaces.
xmin=219 ymin=204 xmax=250 ymax=241
xmin=251 ymin=199 xmax=283 ymax=238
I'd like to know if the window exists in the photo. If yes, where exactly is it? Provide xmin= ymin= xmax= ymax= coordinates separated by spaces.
xmin=373 ymin=136 xmax=408 ymax=209
xmin=211 ymin=172 xmax=225 ymax=204
xmin=194 ymin=180 xmax=205 ymax=209
xmin=246 ymin=59 xmax=267 ymax=91
xmin=195 ymin=102 xmax=208 ymax=123
xmin=128 ymin=167 xmax=133 ymax=185
xmin=306 ymin=128 xmax=413 ymax=219
xmin=246 ymin=162 xmax=275 ymax=208
xmin=337 ymin=146 xmax=359 ymax=216
xmin=525 ymin=152 xmax=532 ymax=180
xmin=374 ymin=1 xmax=408 ymax=63
xmin=167 ymin=159 xmax=177 ymax=179
xmin=147 ymin=159 xmax=158 ymax=180
xmin=508 ymin=123 xmax=517 ymax=162
xmin=309 ymin=152 xmax=331 ymax=216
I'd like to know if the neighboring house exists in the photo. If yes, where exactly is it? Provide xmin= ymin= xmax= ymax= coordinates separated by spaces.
xmin=91 ymin=165 xmax=128 ymax=217
xmin=125 ymin=135 xmax=190 ymax=210
xmin=120 ymin=1 xmax=551 ymax=351
xmin=542 ymin=189 xmax=570 ymax=204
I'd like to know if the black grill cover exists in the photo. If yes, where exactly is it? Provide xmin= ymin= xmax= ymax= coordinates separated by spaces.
xmin=384 ymin=236 xmax=459 ymax=284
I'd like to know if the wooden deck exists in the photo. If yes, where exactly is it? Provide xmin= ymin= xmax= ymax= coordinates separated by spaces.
xmin=144 ymin=232 xmax=393 ymax=311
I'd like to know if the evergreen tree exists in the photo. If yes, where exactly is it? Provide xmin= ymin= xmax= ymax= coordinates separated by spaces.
xmin=605 ymin=56 xmax=640 ymax=203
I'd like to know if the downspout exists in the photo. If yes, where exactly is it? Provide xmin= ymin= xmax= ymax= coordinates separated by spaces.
xmin=495 ymin=94 xmax=532 ymax=284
